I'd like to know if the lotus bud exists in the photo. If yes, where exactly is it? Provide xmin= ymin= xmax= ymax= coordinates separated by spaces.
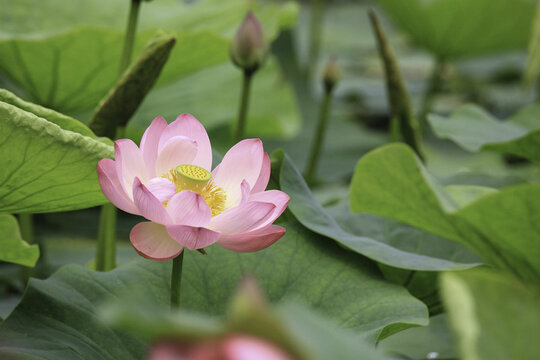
xmin=323 ymin=57 xmax=339 ymax=93
xmin=230 ymin=12 xmax=268 ymax=74
xmin=229 ymin=275 xmax=267 ymax=318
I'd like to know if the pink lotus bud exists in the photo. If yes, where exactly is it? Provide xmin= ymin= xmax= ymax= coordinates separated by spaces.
xmin=149 ymin=336 xmax=293 ymax=360
xmin=230 ymin=12 xmax=268 ymax=73
xmin=323 ymin=57 xmax=339 ymax=92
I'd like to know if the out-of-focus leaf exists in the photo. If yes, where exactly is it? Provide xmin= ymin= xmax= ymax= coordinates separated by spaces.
xmin=429 ymin=104 xmax=540 ymax=163
xmin=0 ymin=214 xmax=39 ymax=267
xmin=272 ymin=149 xmax=482 ymax=271
xmin=350 ymin=143 xmax=540 ymax=283
xmin=0 ymin=0 xmax=299 ymax=127
xmin=0 ymin=222 xmax=427 ymax=359
xmin=0 ymin=100 xmax=113 ymax=213
xmin=104 ymin=300 xmax=391 ymax=360
xmin=380 ymin=314 xmax=457 ymax=360
xmin=89 ymin=31 xmax=176 ymax=138
xmin=378 ymin=0 xmax=534 ymax=60
xmin=129 ymin=57 xmax=300 ymax=139
xmin=444 ymin=185 xmax=498 ymax=208
xmin=0 ymin=0 xmax=297 ymax=39
xmin=441 ymin=269 xmax=540 ymax=360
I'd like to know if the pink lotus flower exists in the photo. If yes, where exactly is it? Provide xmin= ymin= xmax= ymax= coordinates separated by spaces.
xmin=149 ymin=335 xmax=294 ymax=360
xmin=97 ymin=114 xmax=289 ymax=260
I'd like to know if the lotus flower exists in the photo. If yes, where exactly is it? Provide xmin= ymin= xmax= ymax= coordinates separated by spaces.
xmin=97 ymin=114 xmax=289 ymax=260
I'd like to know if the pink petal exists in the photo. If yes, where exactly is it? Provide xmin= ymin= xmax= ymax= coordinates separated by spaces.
xmin=166 ymin=225 xmax=220 ymax=250
xmin=146 ymin=177 xmax=177 ymax=203
xmin=161 ymin=114 xmax=213 ymax=170
xmin=133 ymin=177 xmax=171 ymax=224
xmin=208 ymin=201 xmax=275 ymax=235
xmin=155 ymin=136 xmax=198 ymax=176
xmin=218 ymin=225 xmax=286 ymax=252
xmin=166 ymin=190 xmax=211 ymax=226
xmin=212 ymin=139 xmax=264 ymax=208
xmin=130 ymin=222 xmax=183 ymax=261
xmin=223 ymin=335 xmax=293 ymax=360
xmin=251 ymin=152 xmax=271 ymax=194
xmin=97 ymin=158 xmax=137 ymax=214
xmin=140 ymin=116 xmax=167 ymax=177
xmin=239 ymin=180 xmax=250 ymax=205
xmin=247 ymin=190 xmax=290 ymax=231
xmin=114 ymin=139 xmax=149 ymax=200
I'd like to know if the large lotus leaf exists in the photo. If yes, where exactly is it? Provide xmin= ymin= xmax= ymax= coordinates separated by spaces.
xmin=0 ymin=214 xmax=39 ymax=267
xmin=0 ymin=0 xmax=297 ymax=40
xmin=128 ymin=57 xmax=300 ymax=140
xmin=441 ymin=269 xmax=540 ymax=360
xmin=429 ymin=104 xmax=540 ymax=163
xmin=0 ymin=222 xmax=427 ymax=359
xmin=0 ymin=100 xmax=113 ymax=213
xmin=0 ymin=0 xmax=298 ymax=117
xmin=350 ymin=143 xmax=540 ymax=283
xmin=377 ymin=0 xmax=534 ymax=60
xmin=272 ymin=150 xmax=481 ymax=271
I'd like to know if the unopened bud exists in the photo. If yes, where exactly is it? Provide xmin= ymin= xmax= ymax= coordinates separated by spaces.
xmin=323 ymin=57 xmax=339 ymax=92
xmin=230 ymin=12 xmax=268 ymax=73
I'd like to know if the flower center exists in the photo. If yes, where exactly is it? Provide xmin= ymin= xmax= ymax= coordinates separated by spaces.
xmin=165 ymin=164 xmax=226 ymax=217
xmin=176 ymin=164 xmax=212 ymax=192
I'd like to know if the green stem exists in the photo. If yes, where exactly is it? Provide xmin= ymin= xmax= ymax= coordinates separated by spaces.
xmin=95 ymin=0 xmax=142 ymax=272
xmin=234 ymin=70 xmax=254 ymax=143
xmin=95 ymin=203 xmax=117 ymax=271
xmin=19 ymin=213 xmax=35 ymax=282
xmin=307 ymin=0 xmax=326 ymax=79
xmin=305 ymin=90 xmax=333 ymax=184
xmin=418 ymin=60 xmax=445 ymax=131
xmin=170 ymin=252 xmax=184 ymax=309
xmin=119 ymin=0 xmax=142 ymax=75
xmin=18 ymin=213 xmax=34 ymax=245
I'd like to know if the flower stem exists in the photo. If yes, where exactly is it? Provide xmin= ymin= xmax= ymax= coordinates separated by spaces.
xmin=95 ymin=0 xmax=142 ymax=272
xmin=18 ymin=213 xmax=34 ymax=245
xmin=307 ymin=0 xmax=326 ymax=80
xmin=95 ymin=203 xmax=117 ymax=271
xmin=119 ymin=0 xmax=142 ymax=75
xmin=305 ymin=89 xmax=333 ymax=184
xmin=234 ymin=69 xmax=254 ymax=143
xmin=170 ymin=252 xmax=185 ymax=309
xmin=19 ymin=213 xmax=35 ymax=282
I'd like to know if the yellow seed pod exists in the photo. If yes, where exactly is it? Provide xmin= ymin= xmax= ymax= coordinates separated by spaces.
xmin=176 ymin=164 xmax=212 ymax=193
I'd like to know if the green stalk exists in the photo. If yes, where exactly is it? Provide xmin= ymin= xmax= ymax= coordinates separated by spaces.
xmin=119 ymin=0 xmax=142 ymax=75
xmin=234 ymin=69 xmax=254 ymax=143
xmin=307 ymin=0 xmax=326 ymax=79
xmin=305 ymin=90 xmax=333 ymax=184
xmin=170 ymin=252 xmax=185 ymax=309
xmin=95 ymin=0 xmax=143 ymax=272
xmin=418 ymin=60 xmax=445 ymax=131
xmin=95 ymin=203 xmax=117 ymax=271
xmin=19 ymin=213 xmax=35 ymax=282
xmin=18 ymin=213 xmax=34 ymax=245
